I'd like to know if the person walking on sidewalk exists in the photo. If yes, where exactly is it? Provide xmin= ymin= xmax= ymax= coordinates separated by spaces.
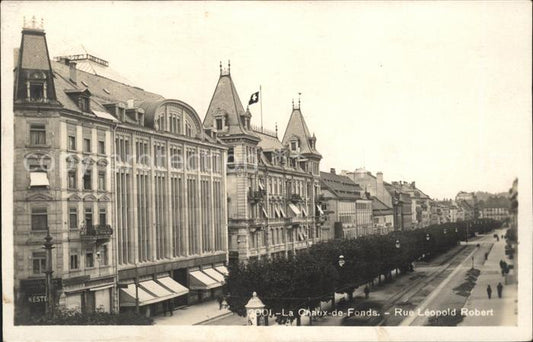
xmin=486 ymin=285 xmax=492 ymax=299
xmin=497 ymin=282 xmax=503 ymax=298
xmin=364 ymin=285 xmax=370 ymax=299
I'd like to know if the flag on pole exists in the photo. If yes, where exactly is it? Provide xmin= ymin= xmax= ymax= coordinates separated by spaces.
xmin=249 ymin=91 xmax=259 ymax=105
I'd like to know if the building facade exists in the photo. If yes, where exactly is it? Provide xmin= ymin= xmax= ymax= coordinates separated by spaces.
xmin=203 ymin=65 xmax=322 ymax=263
xmin=13 ymin=24 xmax=229 ymax=317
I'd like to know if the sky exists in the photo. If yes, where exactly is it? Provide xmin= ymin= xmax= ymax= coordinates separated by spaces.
xmin=2 ymin=1 xmax=531 ymax=199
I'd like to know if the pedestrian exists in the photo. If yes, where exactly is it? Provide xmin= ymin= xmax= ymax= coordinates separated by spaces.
xmin=484 ymin=252 xmax=488 ymax=261
xmin=364 ymin=285 xmax=370 ymax=299
xmin=167 ymin=300 xmax=174 ymax=316
xmin=162 ymin=300 xmax=168 ymax=316
xmin=216 ymin=295 xmax=223 ymax=310
xmin=497 ymin=282 xmax=503 ymax=298
xmin=486 ymin=285 xmax=492 ymax=299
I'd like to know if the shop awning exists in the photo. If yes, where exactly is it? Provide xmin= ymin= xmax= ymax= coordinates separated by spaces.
xmin=301 ymin=208 xmax=308 ymax=217
xmin=279 ymin=208 xmax=287 ymax=218
xmin=316 ymin=205 xmax=324 ymax=215
xmin=189 ymin=270 xmax=221 ymax=290
xmin=261 ymin=207 xmax=269 ymax=219
xmin=258 ymin=180 xmax=264 ymax=191
xmin=139 ymin=280 xmax=177 ymax=300
xmin=288 ymin=203 xmax=301 ymax=217
xmin=203 ymin=268 xmax=225 ymax=283
xmin=274 ymin=207 xmax=281 ymax=218
xmin=215 ymin=265 xmax=229 ymax=276
xmin=119 ymin=284 xmax=157 ymax=307
xmin=93 ymin=110 xmax=119 ymax=122
xmin=30 ymin=172 xmax=49 ymax=187
xmin=156 ymin=277 xmax=189 ymax=297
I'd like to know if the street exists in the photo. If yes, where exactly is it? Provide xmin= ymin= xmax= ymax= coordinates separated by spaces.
xmin=202 ymin=228 xmax=516 ymax=326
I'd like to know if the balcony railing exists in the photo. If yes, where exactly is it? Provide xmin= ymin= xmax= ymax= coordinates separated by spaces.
xmin=248 ymin=189 xmax=265 ymax=205
xmin=289 ymin=193 xmax=303 ymax=204
xmin=80 ymin=224 xmax=113 ymax=242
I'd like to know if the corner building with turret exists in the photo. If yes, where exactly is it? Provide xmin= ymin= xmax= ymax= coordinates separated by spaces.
xmin=204 ymin=64 xmax=324 ymax=263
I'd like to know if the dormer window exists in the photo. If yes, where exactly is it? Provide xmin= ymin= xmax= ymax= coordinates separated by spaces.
xmin=29 ymin=82 xmax=45 ymax=101
xmin=216 ymin=118 xmax=223 ymax=130
xmin=290 ymin=139 xmax=300 ymax=152
xmin=78 ymin=96 xmax=90 ymax=112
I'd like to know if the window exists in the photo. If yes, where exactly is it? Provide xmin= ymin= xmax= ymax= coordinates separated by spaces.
xmin=68 ymin=136 xmax=76 ymax=150
xmin=83 ymin=138 xmax=91 ymax=153
xmin=32 ymin=252 xmax=46 ymax=274
xmin=98 ymin=140 xmax=105 ymax=154
xmin=69 ymin=207 xmax=78 ymax=229
xmin=99 ymin=245 xmax=109 ymax=266
xmin=186 ymin=149 xmax=197 ymax=170
xmin=31 ymin=207 xmax=47 ymax=231
xmin=216 ymin=118 xmax=223 ymax=130
xmin=29 ymin=82 xmax=45 ymax=101
xmin=29 ymin=124 xmax=46 ymax=145
xmin=227 ymin=148 xmax=234 ymax=163
xmin=98 ymin=171 xmax=106 ymax=191
xmin=83 ymin=169 xmax=92 ymax=190
xmin=84 ymin=208 xmax=93 ymax=228
xmin=99 ymin=207 xmax=107 ymax=225
xmin=85 ymin=249 xmax=94 ymax=268
xmin=70 ymin=252 xmax=79 ymax=270
xmin=185 ymin=121 xmax=192 ymax=137
xmin=78 ymin=96 xmax=90 ymax=112
xmin=68 ymin=170 xmax=77 ymax=189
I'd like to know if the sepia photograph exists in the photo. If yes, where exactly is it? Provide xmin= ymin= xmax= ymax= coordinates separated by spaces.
xmin=1 ymin=1 xmax=531 ymax=341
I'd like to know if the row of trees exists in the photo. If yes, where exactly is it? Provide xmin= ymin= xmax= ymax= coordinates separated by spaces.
xmin=226 ymin=219 xmax=500 ymax=324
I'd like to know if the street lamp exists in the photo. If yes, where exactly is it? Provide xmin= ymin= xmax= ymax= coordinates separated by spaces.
xmin=338 ymin=255 xmax=345 ymax=268
xmin=443 ymin=228 xmax=447 ymax=235
xmin=395 ymin=239 xmax=400 ymax=249
xmin=43 ymin=229 xmax=55 ymax=316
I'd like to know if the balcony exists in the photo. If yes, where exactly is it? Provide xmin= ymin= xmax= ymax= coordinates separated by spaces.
xmin=80 ymin=224 xmax=113 ymax=243
xmin=289 ymin=194 xmax=303 ymax=204
xmin=248 ymin=189 xmax=265 ymax=205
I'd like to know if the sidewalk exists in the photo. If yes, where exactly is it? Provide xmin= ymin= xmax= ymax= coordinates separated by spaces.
xmin=460 ymin=229 xmax=518 ymax=326
xmin=154 ymin=299 xmax=232 ymax=325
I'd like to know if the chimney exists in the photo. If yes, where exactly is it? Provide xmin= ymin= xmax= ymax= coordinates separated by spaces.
xmin=330 ymin=168 xmax=336 ymax=174
xmin=127 ymin=99 xmax=135 ymax=109
xmin=69 ymin=61 xmax=77 ymax=84
xmin=411 ymin=181 xmax=416 ymax=188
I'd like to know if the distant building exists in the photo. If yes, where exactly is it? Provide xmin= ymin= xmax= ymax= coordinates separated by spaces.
xmin=203 ymin=64 xmax=322 ymax=263
xmin=384 ymin=182 xmax=413 ymax=231
xmin=389 ymin=181 xmax=432 ymax=228
xmin=478 ymin=196 xmax=510 ymax=221
xmin=371 ymin=197 xmax=394 ymax=235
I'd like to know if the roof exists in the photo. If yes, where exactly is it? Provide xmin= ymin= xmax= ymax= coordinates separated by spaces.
xmin=203 ymin=74 xmax=258 ymax=138
xmin=282 ymin=107 xmax=321 ymax=157
xmin=372 ymin=196 xmax=392 ymax=210
xmin=320 ymin=171 xmax=362 ymax=201
xmin=254 ymin=130 xmax=283 ymax=151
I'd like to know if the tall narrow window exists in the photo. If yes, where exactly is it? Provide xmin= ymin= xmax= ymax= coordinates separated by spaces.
xmin=32 ymin=252 xmax=46 ymax=274
xmin=98 ymin=140 xmax=105 ymax=154
xmin=185 ymin=122 xmax=192 ymax=137
xmin=216 ymin=118 xmax=223 ymax=130
xmin=78 ymin=96 xmax=90 ymax=112
xmin=85 ymin=249 xmax=94 ymax=268
xmin=68 ymin=169 xmax=77 ymax=189
xmin=68 ymin=135 xmax=76 ymax=150
xmin=69 ymin=207 xmax=78 ymax=230
xmin=83 ymin=169 xmax=92 ymax=190
xmin=70 ymin=252 xmax=79 ymax=270
xmin=83 ymin=138 xmax=91 ymax=153
xmin=84 ymin=207 xmax=93 ymax=228
xmin=31 ymin=207 xmax=48 ymax=231
xmin=29 ymin=82 xmax=45 ymax=101
xmin=99 ymin=207 xmax=107 ymax=225
xmin=100 ymin=244 xmax=109 ymax=266
xmin=98 ymin=171 xmax=106 ymax=191
xmin=29 ymin=124 xmax=46 ymax=145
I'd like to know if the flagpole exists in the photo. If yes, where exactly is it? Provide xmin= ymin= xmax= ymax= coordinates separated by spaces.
xmin=260 ymin=85 xmax=263 ymax=132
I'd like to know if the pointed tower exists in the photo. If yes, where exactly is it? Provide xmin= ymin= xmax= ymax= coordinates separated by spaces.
xmin=204 ymin=62 xmax=260 ymax=164
xmin=14 ymin=17 xmax=60 ymax=107
xmin=281 ymin=97 xmax=322 ymax=176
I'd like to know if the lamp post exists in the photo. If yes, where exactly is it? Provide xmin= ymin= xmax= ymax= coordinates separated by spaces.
xmin=43 ymin=229 xmax=55 ymax=316
xmin=425 ymin=233 xmax=430 ymax=260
